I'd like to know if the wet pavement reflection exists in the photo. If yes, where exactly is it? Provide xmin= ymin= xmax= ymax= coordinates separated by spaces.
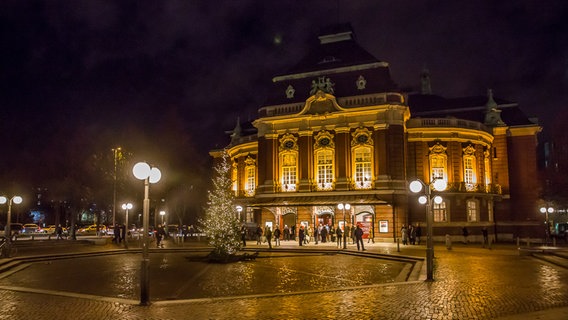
xmin=0 ymin=251 xmax=408 ymax=301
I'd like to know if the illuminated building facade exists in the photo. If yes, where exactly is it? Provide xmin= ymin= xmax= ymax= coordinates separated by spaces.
xmin=212 ymin=24 xmax=542 ymax=242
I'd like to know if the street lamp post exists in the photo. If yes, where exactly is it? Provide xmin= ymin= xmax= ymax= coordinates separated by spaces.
xmin=122 ymin=203 xmax=133 ymax=249
xmin=159 ymin=210 xmax=166 ymax=225
xmin=539 ymin=206 xmax=554 ymax=244
xmin=133 ymin=162 xmax=161 ymax=305
xmin=337 ymin=203 xmax=350 ymax=249
xmin=409 ymin=179 xmax=446 ymax=281
xmin=236 ymin=205 xmax=243 ymax=221
xmin=1 ymin=195 xmax=23 ymax=258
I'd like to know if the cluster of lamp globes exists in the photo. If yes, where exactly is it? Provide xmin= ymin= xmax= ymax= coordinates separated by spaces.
xmin=0 ymin=196 xmax=23 ymax=205
xmin=132 ymin=162 xmax=161 ymax=183
xmin=409 ymin=179 xmax=447 ymax=204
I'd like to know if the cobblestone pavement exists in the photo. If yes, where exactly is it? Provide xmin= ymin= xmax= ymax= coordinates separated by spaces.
xmin=0 ymin=238 xmax=567 ymax=319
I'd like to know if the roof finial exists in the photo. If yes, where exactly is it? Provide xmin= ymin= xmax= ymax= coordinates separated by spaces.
xmin=230 ymin=117 xmax=242 ymax=143
xmin=420 ymin=66 xmax=432 ymax=94
xmin=484 ymin=89 xmax=506 ymax=127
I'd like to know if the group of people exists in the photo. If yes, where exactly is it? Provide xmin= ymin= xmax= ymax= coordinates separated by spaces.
xmin=400 ymin=224 xmax=422 ymax=245
xmin=243 ymin=223 xmax=367 ymax=251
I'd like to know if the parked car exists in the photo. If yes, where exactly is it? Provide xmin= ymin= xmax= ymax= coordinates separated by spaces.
xmin=79 ymin=224 xmax=106 ymax=234
xmin=22 ymin=223 xmax=40 ymax=234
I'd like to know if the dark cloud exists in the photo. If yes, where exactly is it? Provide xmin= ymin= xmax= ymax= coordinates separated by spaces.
xmin=1 ymin=0 xmax=567 ymax=191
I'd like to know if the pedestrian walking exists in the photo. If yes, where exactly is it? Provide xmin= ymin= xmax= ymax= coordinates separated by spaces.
xmin=462 ymin=226 xmax=469 ymax=244
xmin=56 ymin=224 xmax=64 ymax=240
xmin=482 ymin=227 xmax=488 ymax=248
xmin=265 ymin=226 xmax=272 ymax=249
xmin=274 ymin=225 xmax=281 ymax=246
xmin=409 ymin=224 xmax=416 ymax=245
xmin=354 ymin=224 xmax=365 ymax=251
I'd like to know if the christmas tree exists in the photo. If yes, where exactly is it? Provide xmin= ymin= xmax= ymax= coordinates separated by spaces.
xmin=201 ymin=150 xmax=242 ymax=258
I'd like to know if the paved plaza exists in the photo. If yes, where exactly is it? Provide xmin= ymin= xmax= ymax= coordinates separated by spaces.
xmin=0 ymin=238 xmax=567 ymax=319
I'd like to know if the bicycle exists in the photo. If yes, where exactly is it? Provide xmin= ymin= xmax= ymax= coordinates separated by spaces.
xmin=0 ymin=236 xmax=17 ymax=258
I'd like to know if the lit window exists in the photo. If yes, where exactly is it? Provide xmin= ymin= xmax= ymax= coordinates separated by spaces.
xmin=463 ymin=145 xmax=477 ymax=191
xmin=467 ymin=199 xmax=479 ymax=222
xmin=245 ymin=166 xmax=255 ymax=197
xmin=316 ymin=150 xmax=333 ymax=190
xmin=354 ymin=147 xmax=372 ymax=189
xmin=429 ymin=143 xmax=447 ymax=183
xmin=484 ymin=150 xmax=491 ymax=187
xmin=433 ymin=201 xmax=447 ymax=222
xmin=231 ymin=164 xmax=238 ymax=196
xmin=464 ymin=156 xmax=476 ymax=190
xmin=281 ymin=153 xmax=297 ymax=192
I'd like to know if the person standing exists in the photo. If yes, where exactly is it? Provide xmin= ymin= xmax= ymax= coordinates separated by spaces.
xmin=283 ymin=225 xmax=290 ymax=241
xmin=415 ymin=224 xmax=422 ymax=245
xmin=298 ymin=225 xmax=305 ymax=246
xmin=482 ymin=227 xmax=488 ymax=248
xmin=265 ymin=226 xmax=272 ymax=249
xmin=274 ymin=225 xmax=281 ymax=247
xmin=409 ymin=224 xmax=416 ymax=245
xmin=256 ymin=224 xmax=263 ymax=245
xmin=156 ymin=224 xmax=166 ymax=248
xmin=401 ymin=225 xmax=408 ymax=245
xmin=241 ymin=225 xmax=247 ymax=247
xmin=336 ymin=225 xmax=343 ymax=248
xmin=113 ymin=223 xmax=121 ymax=244
xmin=354 ymin=224 xmax=365 ymax=251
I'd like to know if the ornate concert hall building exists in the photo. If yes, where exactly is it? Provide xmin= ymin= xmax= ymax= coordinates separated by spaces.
xmin=212 ymin=24 xmax=542 ymax=242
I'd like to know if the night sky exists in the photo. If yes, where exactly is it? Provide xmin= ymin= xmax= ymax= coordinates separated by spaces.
xmin=1 ymin=1 xmax=567 ymax=198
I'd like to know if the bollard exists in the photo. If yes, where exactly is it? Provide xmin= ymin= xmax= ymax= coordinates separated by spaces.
xmin=445 ymin=234 xmax=452 ymax=250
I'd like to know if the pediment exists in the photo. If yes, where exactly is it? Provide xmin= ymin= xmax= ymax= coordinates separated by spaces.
xmin=299 ymin=90 xmax=345 ymax=115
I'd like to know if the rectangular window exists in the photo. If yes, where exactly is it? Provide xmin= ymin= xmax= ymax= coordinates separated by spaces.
xmin=316 ymin=151 xmax=333 ymax=189
xmin=354 ymin=148 xmax=372 ymax=188
xmin=245 ymin=167 xmax=255 ymax=196
xmin=430 ymin=155 xmax=446 ymax=181
xmin=464 ymin=158 xmax=474 ymax=184
xmin=467 ymin=200 xmax=478 ymax=222
xmin=433 ymin=202 xmax=447 ymax=222
xmin=281 ymin=154 xmax=297 ymax=191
